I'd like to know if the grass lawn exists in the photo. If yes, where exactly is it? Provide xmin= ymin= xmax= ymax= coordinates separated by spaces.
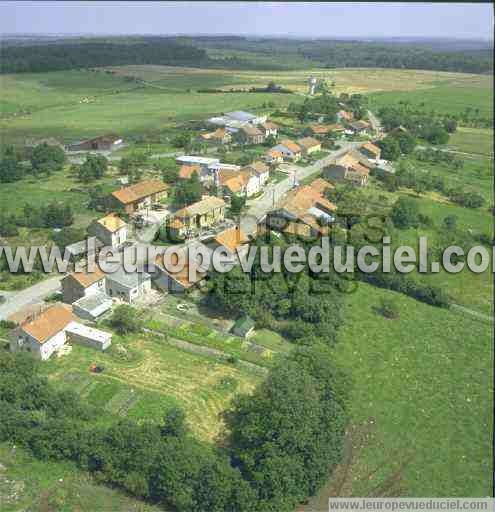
xmin=0 ymin=443 xmax=162 ymax=512
xmin=304 ymin=282 xmax=492 ymax=502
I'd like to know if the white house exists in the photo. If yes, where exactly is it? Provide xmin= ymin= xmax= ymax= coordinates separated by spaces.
xmin=91 ymin=213 xmax=127 ymax=248
xmin=245 ymin=161 xmax=270 ymax=187
xmin=9 ymin=303 xmax=113 ymax=360
xmin=105 ymin=265 xmax=152 ymax=303
xmin=62 ymin=267 xmax=106 ymax=304
xmin=9 ymin=304 xmax=75 ymax=360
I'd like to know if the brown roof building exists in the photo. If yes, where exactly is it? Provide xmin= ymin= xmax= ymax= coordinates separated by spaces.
xmin=297 ymin=137 xmax=322 ymax=155
xmin=111 ymin=180 xmax=169 ymax=214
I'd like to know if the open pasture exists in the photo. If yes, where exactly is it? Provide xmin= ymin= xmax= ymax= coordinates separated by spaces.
xmin=304 ymin=282 xmax=492 ymax=501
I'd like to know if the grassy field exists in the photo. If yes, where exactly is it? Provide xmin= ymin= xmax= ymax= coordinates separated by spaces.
xmin=1 ymin=66 xmax=492 ymax=145
xmin=303 ymin=282 xmax=492 ymax=504
xmin=368 ymin=78 xmax=493 ymax=120
xmin=446 ymin=127 xmax=494 ymax=157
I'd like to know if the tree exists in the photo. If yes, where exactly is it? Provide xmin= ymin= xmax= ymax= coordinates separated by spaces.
xmin=109 ymin=304 xmax=143 ymax=334
xmin=423 ymin=125 xmax=449 ymax=145
xmin=443 ymin=118 xmax=458 ymax=133
xmin=30 ymin=143 xmax=66 ymax=175
xmin=171 ymin=132 xmax=191 ymax=149
xmin=390 ymin=197 xmax=420 ymax=229
xmin=155 ymin=158 xmax=179 ymax=183
xmin=78 ymin=154 xmax=108 ymax=182
xmin=377 ymin=137 xmax=401 ymax=160
xmin=161 ymin=407 xmax=186 ymax=438
xmin=229 ymin=194 xmax=246 ymax=215
xmin=394 ymin=132 xmax=416 ymax=154
xmin=226 ymin=345 xmax=348 ymax=510
xmin=0 ymin=146 xmax=23 ymax=183
xmin=174 ymin=172 xmax=203 ymax=207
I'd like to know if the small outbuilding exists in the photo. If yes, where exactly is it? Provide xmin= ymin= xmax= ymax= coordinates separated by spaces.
xmin=232 ymin=315 xmax=255 ymax=338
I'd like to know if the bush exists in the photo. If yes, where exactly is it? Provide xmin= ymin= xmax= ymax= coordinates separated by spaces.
xmin=379 ymin=298 xmax=400 ymax=319
xmin=390 ymin=197 xmax=420 ymax=229
xmin=109 ymin=305 xmax=143 ymax=334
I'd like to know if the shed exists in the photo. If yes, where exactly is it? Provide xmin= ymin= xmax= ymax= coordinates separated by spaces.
xmin=232 ymin=315 xmax=255 ymax=338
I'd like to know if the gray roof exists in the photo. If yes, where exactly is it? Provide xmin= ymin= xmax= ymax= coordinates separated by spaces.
xmin=105 ymin=265 xmax=151 ymax=289
xmin=225 ymin=111 xmax=256 ymax=122
xmin=65 ymin=237 xmax=103 ymax=257
xmin=73 ymin=291 xmax=112 ymax=316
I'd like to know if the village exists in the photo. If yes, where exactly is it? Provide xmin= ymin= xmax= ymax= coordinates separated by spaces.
xmin=2 ymin=84 xmax=391 ymax=362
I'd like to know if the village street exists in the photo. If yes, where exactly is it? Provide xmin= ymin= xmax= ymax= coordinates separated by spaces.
xmin=0 ymin=140 xmax=363 ymax=319
xmin=241 ymin=140 xmax=365 ymax=234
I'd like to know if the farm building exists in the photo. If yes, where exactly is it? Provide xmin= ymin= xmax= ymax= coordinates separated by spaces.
xmin=349 ymin=120 xmax=371 ymax=134
xmin=111 ymin=179 xmax=169 ymax=214
xmin=359 ymin=142 xmax=382 ymax=161
xmin=210 ymin=226 xmax=250 ymax=262
xmin=260 ymin=121 xmax=278 ymax=137
xmin=9 ymin=304 xmax=75 ymax=360
xmin=64 ymin=236 xmax=103 ymax=264
xmin=336 ymin=110 xmax=354 ymax=123
xmin=199 ymin=128 xmax=232 ymax=145
xmin=176 ymin=155 xmax=220 ymax=169
xmin=324 ymin=152 xmax=371 ymax=187
xmin=67 ymin=134 xmax=123 ymax=152
xmin=208 ymin=111 xmax=267 ymax=129
xmin=90 ymin=213 xmax=127 ymax=248
xmin=235 ymin=126 xmax=265 ymax=145
xmin=266 ymin=180 xmax=336 ymax=238
xmin=72 ymin=292 xmax=113 ymax=321
xmin=169 ymin=196 xmax=226 ymax=238
xmin=297 ymin=137 xmax=322 ymax=155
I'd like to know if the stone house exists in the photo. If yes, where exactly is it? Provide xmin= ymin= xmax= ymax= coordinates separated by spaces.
xmin=272 ymin=139 xmax=302 ymax=162
xmin=235 ymin=126 xmax=265 ymax=145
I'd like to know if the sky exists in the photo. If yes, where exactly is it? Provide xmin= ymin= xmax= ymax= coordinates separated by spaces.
xmin=0 ymin=2 xmax=493 ymax=40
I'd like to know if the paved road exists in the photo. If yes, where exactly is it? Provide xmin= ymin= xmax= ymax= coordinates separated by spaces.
xmin=241 ymin=141 xmax=365 ymax=235
xmin=0 ymin=275 xmax=62 ymax=320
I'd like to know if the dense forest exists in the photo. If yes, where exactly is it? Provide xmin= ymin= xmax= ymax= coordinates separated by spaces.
xmin=0 ymin=35 xmax=492 ymax=74
xmin=0 ymin=38 xmax=209 ymax=73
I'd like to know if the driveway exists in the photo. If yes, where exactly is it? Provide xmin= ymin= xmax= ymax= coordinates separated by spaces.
xmin=0 ymin=275 xmax=62 ymax=320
